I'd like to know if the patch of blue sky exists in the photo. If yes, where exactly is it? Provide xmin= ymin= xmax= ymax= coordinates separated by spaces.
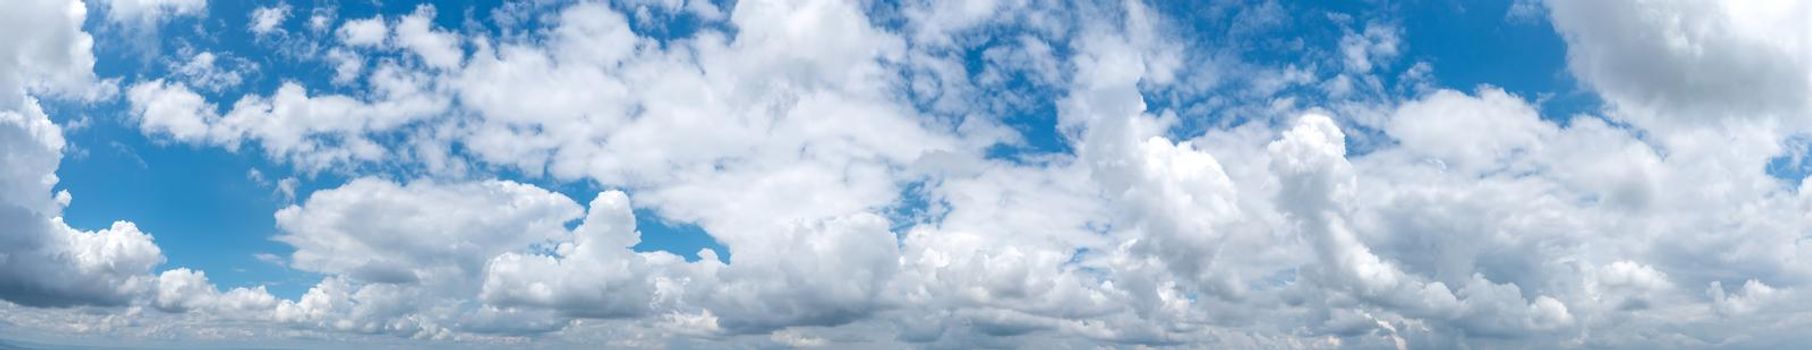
xmin=1767 ymin=134 xmax=1812 ymax=186
xmin=970 ymin=58 xmax=1072 ymax=162
xmin=616 ymin=0 xmax=737 ymax=45
xmin=49 ymin=3 xmax=295 ymax=298
xmin=883 ymin=179 xmax=946 ymax=237
xmin=919 ymin=21 xmax=1079 ymax=162
xmin=47 ymin=98 xmax=327 ymax=299
xmin=1144 ymin=0 xmax=1599 ymax=155
xmin=630 ymin=210 xmax=732 ymax=263
xmin=1397 ymin=0 xmax=1601 ymax=123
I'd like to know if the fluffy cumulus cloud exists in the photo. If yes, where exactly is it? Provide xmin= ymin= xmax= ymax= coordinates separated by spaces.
xmin=0 ymin=0 xmax=154 ymax=308
xmin=248 ymin=2 xmax=290 ymax=35
xmin=274 ymin=179 xmax=583 ymax=286
xmin=1545 ymin=0 xmax=1812 ymax=129
xmin=10 ymin=0 xmax=1812 ymax=348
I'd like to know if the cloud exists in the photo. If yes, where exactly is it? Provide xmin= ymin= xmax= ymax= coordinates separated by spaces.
xmin=1545 ymin=0 xmax=1812 ymax=130
xmin=337 ymin=16 xmax=387 ymax=47
xmin=274 ymin=178 xmax=583 ymax=286
xmin=245 ymin=178 xmax=595 ymax=338
xmin=98 ymin=0 xmax=206 ymax=26
xmin=124 ymin=66 xmax=450 ymax=169
xmin=0 ymin=0 xmax=100 ymax=106
xmin=249 ymin=3 xmax=290 ymax=35
xmin=153 ymin=268 xmax=279 ymax=315
xmin=393 ymin=6 xmax=461 ymax=70
xmin=126 ymin=79 xmax=217 ymax=142
xmin=1385 ymin=87 xmax=1556 ymax=173
xmin=251 ymin=177 xmax=892 ymax=339
xmin=480 ymin=190 xmax=681 ymax=320
xmin=1339 ymin=21 xmax=1401 ymax=74
xmin=0 ymin=0 xmax=172 ymax=309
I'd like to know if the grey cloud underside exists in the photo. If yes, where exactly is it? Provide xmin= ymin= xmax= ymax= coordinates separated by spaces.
xmin=3 ymin=0 xmax=1812 ymax=348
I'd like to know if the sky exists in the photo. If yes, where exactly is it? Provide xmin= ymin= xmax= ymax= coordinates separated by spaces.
xmin=1 ymin=0 xmax=1811 ymax=349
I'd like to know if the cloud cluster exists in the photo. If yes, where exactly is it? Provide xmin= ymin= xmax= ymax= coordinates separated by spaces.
xmin=7 ymin=0 xmax=1812 ymax=348
xmin=0 ymin=0 xmax=168 ymax=309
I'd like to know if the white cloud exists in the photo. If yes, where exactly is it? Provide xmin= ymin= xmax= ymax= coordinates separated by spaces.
xmin=337 ymin=16 xmax=387 ymax=47
xmin=1709 ymin=279 xmax=1782 ymax=317
xmin=246 ymin=178 xmax=694 ymax=338
xmin=1339 ymin=21 xmax=1401 ymax=73
xmin=480 ymin=190 xmax=683 ymax=319
xmin=450 ymin=6 xmax=950 ymax=335
xmin=769 ymin=329 xmax=829 ymax=348
xmin=126 ymin=65 xmax=450 ymax=169
xmin=1386 ymin=87 xmax=1556 ymax=173
xmin=153 ymin=268 xmax=279 ymax=315
xmin=126 ymin=79 xmax=217 ymax=142
xmin=307 ymin=6 xmax=334 ymax=33
xmin=1506 ymin=0 xmax=1545 ymax=23
xmin=324 ymin=48 xmax=362 ymax=84
xmin=249 ymin=3 xmax=291 ymax=35
xmin=275 ymin=177 xmax=299 ymax=202
xmin=394 ymin=6 xmax=461 ymax=69
xmin=0 ymin=0 xmax=100 ymax=105
xmin=1545 ymin=0 xmax=1812 ymax=130
xmin=250 ymin=178 xmax=609 ymax=338
xmin=275 ymin=178 xmax=582 ymax=286
xmin=99 ymin=0 xmax=206 ymax=26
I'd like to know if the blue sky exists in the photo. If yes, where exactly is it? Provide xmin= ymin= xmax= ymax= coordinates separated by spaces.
xmin=5 ymin=0 xmax=1812 ymax=348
